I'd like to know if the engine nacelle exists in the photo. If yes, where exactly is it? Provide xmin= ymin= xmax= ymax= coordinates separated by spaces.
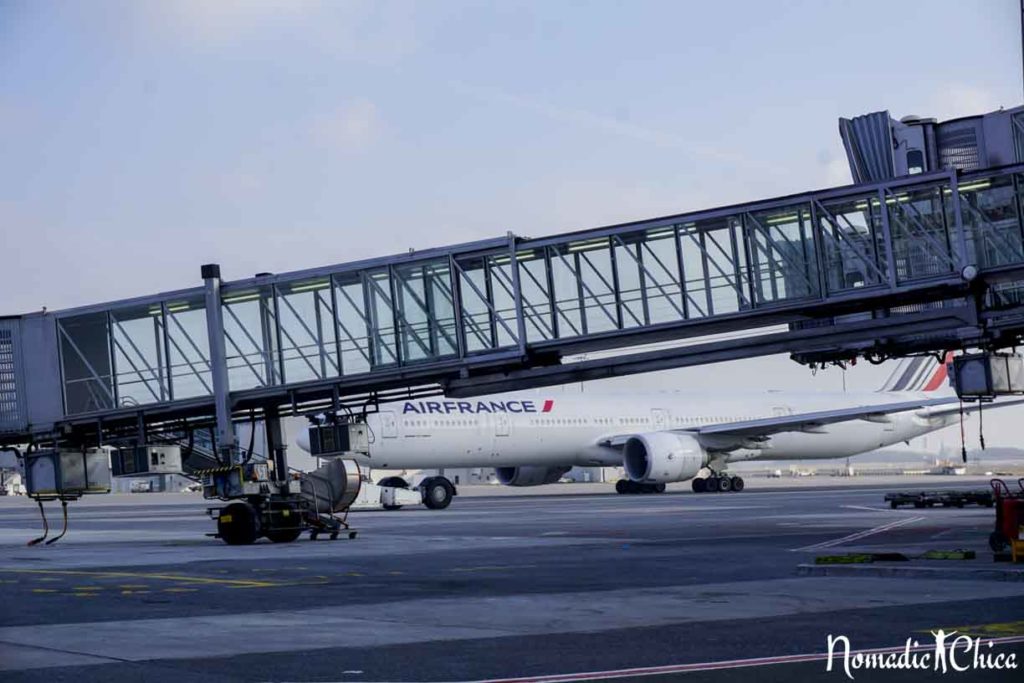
xmin=495 ymin=465 xmax=571 ymax=487
xmin=623 ymin=432 xmax=708 ymax=484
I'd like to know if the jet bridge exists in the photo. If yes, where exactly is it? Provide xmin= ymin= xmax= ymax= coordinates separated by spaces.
xmin=3 ymin=105 xmax=1024 ymax=542
xmin=4 ymin=164 xmax=1024 ymax=447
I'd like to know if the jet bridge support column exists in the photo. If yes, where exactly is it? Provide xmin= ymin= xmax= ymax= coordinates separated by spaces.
xmin=202 ymin=264 xmax=236 ymax=464
xmin=264 ymin=404 xmax=288 ymax=479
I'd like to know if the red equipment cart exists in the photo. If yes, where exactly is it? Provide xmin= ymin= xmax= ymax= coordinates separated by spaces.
xmin=989 ymin=478 xmax=1024 ymax=552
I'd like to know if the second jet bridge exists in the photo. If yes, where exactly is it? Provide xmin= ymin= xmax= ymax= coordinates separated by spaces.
xmin=5 ymin=157 xmax=1024 ymax=446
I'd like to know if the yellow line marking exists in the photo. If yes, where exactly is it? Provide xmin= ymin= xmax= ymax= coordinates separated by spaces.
xmin=119 ymin=584 xmax=149 ymax=589
xmin=72 ymin=586 xmax=101 ymax=591
xmin=927 ymin=621 xmax=1024 ymax=638
xmin=0 ymin=569 xmax=276 ymax=588
xmin=73 ymin=593 xmax=97 ymax=598
xmin=163 ymin=588 xmax=197 ymax=593
xmin=451 ymin=565 xmax=513 ymax=573
xmin=120 ymin=590 xmax=151 ymax=595
xmin=345 ymin=572 xmax=364 ymax=577
xmin=31 ymin=588 xmax=57 ymax=593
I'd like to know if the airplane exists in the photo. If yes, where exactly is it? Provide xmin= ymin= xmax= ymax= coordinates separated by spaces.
xmin=296 ymin=355 xmax=1022 ymax=507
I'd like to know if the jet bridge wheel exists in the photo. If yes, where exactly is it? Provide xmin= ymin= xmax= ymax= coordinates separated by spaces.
xmin=264 ymin=502 xmax=303 ymax=543
xmin=217 ymin=501 xmax=261 ymax=546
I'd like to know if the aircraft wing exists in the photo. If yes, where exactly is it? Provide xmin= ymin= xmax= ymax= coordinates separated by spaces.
xmin=910 ymin=396 xmax=1024 ymax=419
xmin=598 ymin=395 xmax=1024 ymax=450
xmin=689 ymin=395 xmax=1024 ymax=441
xmin=692 ymin=397 xmax=961 ymax=438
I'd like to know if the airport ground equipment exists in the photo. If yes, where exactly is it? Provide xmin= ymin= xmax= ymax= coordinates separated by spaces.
xmin=950 ymin=353 xmax=1024 ymax=398
xmin=206 ymin=457 xmax=361 ymax=544
xmin=21 ymin=447 xmax=111 ymax=545
xmin=5 ymin=104 xmax=1024 ymax=537
xmin=989 ymin=478 xmax=1024 ymax=552
xmin=884 ymin=489 xmax=994 ymax=509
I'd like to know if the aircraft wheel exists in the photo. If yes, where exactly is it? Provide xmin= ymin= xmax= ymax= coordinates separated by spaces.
xmin=654 ymin=483 xmax=666 ymax=494
xmin=218 ymin=501 xmax=261 ymax=546
xmin=730 ymin=476 xmax=744 ymax=492
xmin=616 ymin=479 xmax=629 ymax=494
xmin=989 ymin=531 xmax=1009 ymax=552
xmin=716 ymin=476 xmax=732 ymax=493
xmin=691 ymin=478 xmax=706 ymax=493
xmin=422 ymin=477 xmax=454 ymax=510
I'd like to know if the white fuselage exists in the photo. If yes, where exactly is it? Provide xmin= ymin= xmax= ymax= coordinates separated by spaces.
xmin=356 ymin=391 xmax=955 ymax=474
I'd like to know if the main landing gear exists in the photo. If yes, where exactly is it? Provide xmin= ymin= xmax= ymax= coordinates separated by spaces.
xmin=615 ymin=480 xmax=666 ymax=494
xmin=691 ymin=475 xmax=744 ymax=493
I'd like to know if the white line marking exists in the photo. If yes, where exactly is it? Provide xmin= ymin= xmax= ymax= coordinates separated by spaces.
xmin=789 ymin=516 xmax=924 ymax=552
xmin=841 ymin=505 xmax=894 ymax=513
xmin=323 ymin=634 xmax=1024 ymax=683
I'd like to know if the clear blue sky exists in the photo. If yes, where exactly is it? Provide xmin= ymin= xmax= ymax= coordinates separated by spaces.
xmin=1 ymin=0 xmax=1022 ymax=449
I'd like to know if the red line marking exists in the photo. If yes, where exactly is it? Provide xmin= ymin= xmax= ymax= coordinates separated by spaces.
xmin=542 ymin=400 xmax=554 ymax=413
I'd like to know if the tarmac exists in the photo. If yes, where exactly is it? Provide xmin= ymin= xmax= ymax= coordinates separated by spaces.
xmin=0 ymin=475 xmax=1022 ymax=681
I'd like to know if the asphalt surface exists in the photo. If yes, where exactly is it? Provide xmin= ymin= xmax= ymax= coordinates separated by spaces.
xmin=0 ymin=479 xmax=1022 ymax=682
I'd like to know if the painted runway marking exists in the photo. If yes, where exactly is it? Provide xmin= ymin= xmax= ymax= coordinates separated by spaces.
xmin=0 ymin=568 xmax=278 ymax=588
xmin=841 ymin=505 xmax=894 ymax=512
xmin=789 ymin=516 xmax=924 ymax=552
xmin=451 ymin=635 xmax=1024 ymax=682
xmin=932 ymin=620 xmax=1024 ymax=637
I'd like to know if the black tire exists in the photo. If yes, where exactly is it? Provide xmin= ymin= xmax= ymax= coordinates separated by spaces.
xmin=890 ymin=501 xmax=899 ymax=509
xmin=265 ymin=527 xmax=303 ymax=543
xmin=616 ymin=479 xmax=629 ymax=494
xmin=692 ymin=478 xmax=706 ymax=493
xmin=717 ymin=476 xmax=732 ymax=493
xmin=422 ymin=477 xmax=454 ymax=510
xmin=730 ymin=476 xmax=745 ymax=492
xmin=989 ymin=531 xmax=1009 ymax=552
xmin=218 ymin=502 xmax=261 ymax=546
xmin=265 ymin=503 xmax=303 ymax=543
xmin=654 ymin=483 xmax=666 ymax=494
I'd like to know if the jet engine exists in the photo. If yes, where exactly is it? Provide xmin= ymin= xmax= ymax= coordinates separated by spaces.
xmin=623 ymin=432 xmax=708 ymax=483
xmin=495 ymin=466 xmax=572 ymax=487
